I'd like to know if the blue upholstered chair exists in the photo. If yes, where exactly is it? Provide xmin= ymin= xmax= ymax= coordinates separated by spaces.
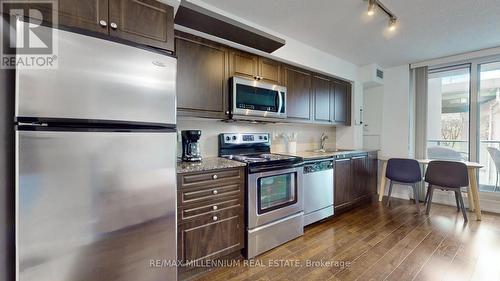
xmin=385 ymin=158 xmax=422 ymax=212
xmin=424 ymin=160 xmax=469 ymax=223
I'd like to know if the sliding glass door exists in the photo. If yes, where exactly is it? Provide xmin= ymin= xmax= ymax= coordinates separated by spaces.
xmin=478 ymin=62 xmax=500 ymax=192
xmin=427 ymin=66 xmax=471 ymax=161
xmin=423 ymin=57 xmax=500 ymax=196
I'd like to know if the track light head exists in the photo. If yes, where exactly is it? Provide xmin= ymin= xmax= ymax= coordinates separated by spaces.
xmin=388 ymin=17 xmax=397 ymax=31
xmin=367 ymin=0 xmax=376 ymax=16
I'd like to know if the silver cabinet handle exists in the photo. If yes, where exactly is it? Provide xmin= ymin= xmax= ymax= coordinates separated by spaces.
xmin=110 ymin=22 xmax=118 ymax=29
xmin=212 ymin=205 xmax=218 ymax=210
xmin=212 ymin=190 xmax=218 ymax=195
xmin=99 ymin=20 xmax=107 ymax=27
xmin=212 ymin=216 xmax=218 ymax=221
xmin=212 ymin=174 xmax=218 ymax=180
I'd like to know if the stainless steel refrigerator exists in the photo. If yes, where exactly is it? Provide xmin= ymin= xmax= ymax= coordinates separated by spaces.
xmin=15 ymin=24 xmax=177 ymax=281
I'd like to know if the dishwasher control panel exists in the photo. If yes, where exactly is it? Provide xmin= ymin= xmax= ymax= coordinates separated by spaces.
xmin=303 ymin=160 xmax=334 ymax=173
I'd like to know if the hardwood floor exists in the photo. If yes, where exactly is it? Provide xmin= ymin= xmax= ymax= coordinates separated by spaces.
xmin=189 ymin=198 xmax=500 ymax=281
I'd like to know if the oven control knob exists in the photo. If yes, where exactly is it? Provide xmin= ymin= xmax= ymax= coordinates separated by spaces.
xmin=264 ymin=136 xmax=268 ymax=140
xmin=259 ymin=136 xmax=263 ymax=140
xmin=232 ymin=136 xmax=237 ymax=141
xmin=212 ymin=205 xmax=218 ymax=210
xmin=212 ymin=190 xmax=218 ymax=195
xmin=212 ymin=216 xmax=218 ymax=221
xmin=225 ymin=136 xmax=230 ymax=141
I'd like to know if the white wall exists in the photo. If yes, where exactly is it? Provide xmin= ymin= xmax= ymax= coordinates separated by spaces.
xmin=177 ymin=118 xmax=337 ymax=158
xmin=379 ymin=65 xmax=411 ymax=158
xmin=178 ymin=0 xmax=364 ymax=150
xmin=362 ymin=85 xmax=383 ymax=150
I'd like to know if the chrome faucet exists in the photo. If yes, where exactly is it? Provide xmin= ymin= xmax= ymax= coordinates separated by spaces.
xmin=319 ymin=132 xmax=328 ymax=152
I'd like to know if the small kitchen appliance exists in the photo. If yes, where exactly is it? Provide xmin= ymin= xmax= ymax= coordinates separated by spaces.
xmin=230 ymin=77 xmax=287 ymax=121
xmin=182 ymin=130 xmax=202 ymax=161
xmin=219 ymin=133 xmax=304 ymax=258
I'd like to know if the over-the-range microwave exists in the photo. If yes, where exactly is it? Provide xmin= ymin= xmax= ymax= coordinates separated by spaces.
xmin=230 ymin=77 xmax=287 ymax=121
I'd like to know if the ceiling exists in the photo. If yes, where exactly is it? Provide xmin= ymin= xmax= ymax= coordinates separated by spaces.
xmin=199 ymin=0 xmax=500 ymax=67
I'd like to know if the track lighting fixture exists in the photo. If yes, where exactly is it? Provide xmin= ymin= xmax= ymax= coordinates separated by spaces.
xmin=364 ymin=0 xmax=398 ymax=31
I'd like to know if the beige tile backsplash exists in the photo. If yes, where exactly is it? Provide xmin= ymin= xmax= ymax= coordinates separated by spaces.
xmin=177 ymin=118 xmax=336 ymax=158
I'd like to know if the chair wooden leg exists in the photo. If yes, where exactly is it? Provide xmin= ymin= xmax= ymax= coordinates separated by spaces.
xmin=456 ymin=190 xmax=468 ymax=223
xmin=454 ymin=191 xmax=460 ymax=212
xmin=386 ymin=181 xmax=394 ymax=207
xmin=425 ymin=185 xmax=434 ymax=215
xmin=412 ymin=183 xmax=420 ymax=213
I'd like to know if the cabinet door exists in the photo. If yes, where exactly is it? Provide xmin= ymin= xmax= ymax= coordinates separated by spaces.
xmin=230 ymin=51 xmax=258 ymax=80
xmin=258 ymin=57 xmax=281 ymax=84
xmin=368 ymin=152 xmax=378 ymax=196
xmin=178 ymin=212 xmax=243 ymax=262
xmin=351 ymin=155 xmax=369 ymax=200
xmin=58 ymin=0 xmax=109 ymax=34
xmin=283 ymin=65 xmax=312 ymax=121
xmin=334 ymin=159 xmax=351 ymax=208
xmin=312 ymin=75 xmax=331 ymax=123
xmin=108 ymin=0 xmax=174 ymax=52
xmin=176 ymin=34 xmax=228 ymax=119
xmin=333 ymin=81 xmax=351 ymax=125
xmin=3 ymin=0 xmax=109 ymax=34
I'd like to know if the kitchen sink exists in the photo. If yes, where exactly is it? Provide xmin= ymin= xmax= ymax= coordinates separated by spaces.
xmin=308 ymin=149 xmax=354 ymax=153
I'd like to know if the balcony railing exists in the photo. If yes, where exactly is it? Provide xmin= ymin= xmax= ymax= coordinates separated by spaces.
xmin=427 ymin=140 xmax=500 ymax=192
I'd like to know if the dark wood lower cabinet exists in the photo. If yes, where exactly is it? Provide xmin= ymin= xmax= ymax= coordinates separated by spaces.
xmin=334 ymin=153 xmax=377 ymax=214
xmin=177 ymin=167 xmax=244 ymax=278
xmin=334 ymin=158 xmax=351 ymax=210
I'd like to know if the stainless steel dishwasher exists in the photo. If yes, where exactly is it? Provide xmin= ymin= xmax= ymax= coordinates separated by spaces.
xmin=303 ymin=158 xmax=334 ymax=226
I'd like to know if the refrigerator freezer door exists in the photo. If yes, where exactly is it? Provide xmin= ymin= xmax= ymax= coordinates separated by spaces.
xmin=16 ymin=23 xmax=176 ymax=125
xmin=17 ymin=130 xmax=177 ymax=281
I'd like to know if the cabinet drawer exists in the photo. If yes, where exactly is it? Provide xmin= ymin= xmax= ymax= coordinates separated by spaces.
xmin=178 ymin=209 xmax=243 ymax=262
xmin=179 ymin=169 xmax=242 ymax=188
xmin=179 ymin=195 xmax=241 ymax=222
xmin=179 ymin=183 xmax=242 ymax=206
xmin=179 ymin=200 xmax=242 ymax=225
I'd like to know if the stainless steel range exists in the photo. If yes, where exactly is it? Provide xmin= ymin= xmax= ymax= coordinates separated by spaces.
xmin=219 ymin=133 xmax=304 ymax=258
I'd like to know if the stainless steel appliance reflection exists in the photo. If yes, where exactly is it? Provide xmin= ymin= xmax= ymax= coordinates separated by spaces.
xmin=15 ymin=20 xmax=177 ymax=281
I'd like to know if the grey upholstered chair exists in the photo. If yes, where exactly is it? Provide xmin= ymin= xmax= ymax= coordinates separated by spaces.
xmin=385 ymin=158 xmax=422 ymax=212
xmin=486 ymin=147 xmax=500 ymax=191
xmin=424 ymin=160 xmax=469 ymax=223
xmin=427 ymin=146 xmax=463 ymax=161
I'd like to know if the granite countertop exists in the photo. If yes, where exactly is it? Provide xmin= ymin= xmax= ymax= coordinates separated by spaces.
xmin=177 ymin=157 xmax=246 ymax=174
xmin=290 ymin=149 xmax=379 ymax=160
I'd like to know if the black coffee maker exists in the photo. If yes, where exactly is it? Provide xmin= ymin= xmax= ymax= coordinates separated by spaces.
xmin=181 ymin=130 xmax=202 ymax=162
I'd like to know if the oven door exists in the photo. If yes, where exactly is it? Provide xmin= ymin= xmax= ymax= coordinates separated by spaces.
xmin=248 ymin=166 xmax=303 ymax=229
xmin=232 ymin=77 xmax=286 ymax=119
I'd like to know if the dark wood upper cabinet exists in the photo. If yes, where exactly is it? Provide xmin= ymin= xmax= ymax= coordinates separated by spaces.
xmin=230 ymin=51 xmax=258 ymax=80
xmin=176 ymin=32 xmax=228 ymax=119
xmin=258 ymin=57 xmax=281 ymax=84
xmin=17 ymin=0 xmax=175 ymax=52
xmin=283 ymin=65 xmax=312 ymax=121
xmin=229 ymin=51 xmax=281 ymax=84
xmin=58 ymin=0 xmax=109 ymax=34
xmin=108 ymin=0 xmax=174 ymax=52
xmin=333 ymin=81 xmax=352 ymax=125
xmin=312 ymin=75 xmax=331 ymax=123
